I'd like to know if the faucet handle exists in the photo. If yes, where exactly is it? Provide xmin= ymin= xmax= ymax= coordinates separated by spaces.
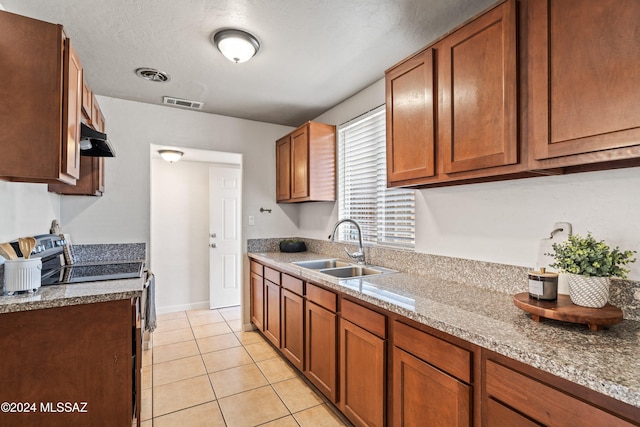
xmin=345 ymin=248 xmax=366 ymax=264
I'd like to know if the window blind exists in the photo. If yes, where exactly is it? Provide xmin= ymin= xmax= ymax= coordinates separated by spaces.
xmin=338 ymin=105 xmax=415 ymax=248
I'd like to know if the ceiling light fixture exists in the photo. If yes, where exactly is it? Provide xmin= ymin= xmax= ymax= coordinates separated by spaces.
xmin=212 ymin=29 xmax=260 ymax=63
xmin=158 ymin=150 xmax=184 ymax=163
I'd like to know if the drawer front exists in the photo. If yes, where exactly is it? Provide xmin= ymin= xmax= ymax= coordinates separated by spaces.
xmin=342 ymin=299 xmax=386 ymax=339
xmin=264 ymin=266 xmax=281 ymax=285
xmin=485 ymin=359 xmax=635 ymax=427
xmin=282 ymin=273 xmax=304 ymax=296
xmin=250 ymin=260 xmax=263 ymax=276
xmin=394 ymin=320 xmax=471 ymax=383
xmin=306 ymin=283 xmax=337 ymax=312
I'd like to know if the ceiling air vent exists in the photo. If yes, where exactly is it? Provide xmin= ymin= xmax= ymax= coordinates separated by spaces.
xmin=135 ymin=67 xmax=170 ymax=82
xmin=163 ymin=96 xmax=204 ymax=110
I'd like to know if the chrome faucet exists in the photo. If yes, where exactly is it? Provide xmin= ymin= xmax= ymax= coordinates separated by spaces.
xmin=328 ymin=218 xmax=366 ymax=264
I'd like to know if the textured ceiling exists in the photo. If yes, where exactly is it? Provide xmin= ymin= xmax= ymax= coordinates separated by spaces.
xmin=1 ymin=0 xmax=495 ymax=126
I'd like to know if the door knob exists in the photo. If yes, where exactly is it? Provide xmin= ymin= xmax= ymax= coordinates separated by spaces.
xmin=210 ymin=233 xmax=217 ymax=238
xmin=210 ymin=243 xmax=217 ymax=248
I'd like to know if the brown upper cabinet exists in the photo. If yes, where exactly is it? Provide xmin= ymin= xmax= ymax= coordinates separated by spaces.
xmin=386 ymin=49 xmax=437 ymax=185
xmin=276 ymin=122 xmax=336 ymax=203
xmin=49 ymin=82 xmax=106 ymax=196
xmin=527 ymin=0 xmax=640 ymax=168
xmin=386 ymin=0 xmax=640 ymax=188
xmin=438 ymin=0 xmax=517 ymax=175
xmin=0 ymin=11 xmax=82 ymax=185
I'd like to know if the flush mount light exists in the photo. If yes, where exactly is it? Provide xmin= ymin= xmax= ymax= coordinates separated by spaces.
xmin=212 ymin=29 xmax=260 ymax=63
xmin=158 ymin=150 xmax=184 ymax=163
xmin=135 ymin=67 xmax=171 ymax=82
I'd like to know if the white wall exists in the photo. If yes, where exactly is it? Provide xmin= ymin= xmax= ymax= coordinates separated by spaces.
xmin=61 ymin=96 xmax=298 ymax=245
xmin=299 ymin=78 xmax=640 ymax=280
xmin=150 ymin=158 xmax=212 ymax=311
xmin=0 ymin=181 xmax=60 ymax=242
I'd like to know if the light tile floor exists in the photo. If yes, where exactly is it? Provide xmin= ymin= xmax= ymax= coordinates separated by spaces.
xmin=141 ymin=306 xmax=350 ymax=427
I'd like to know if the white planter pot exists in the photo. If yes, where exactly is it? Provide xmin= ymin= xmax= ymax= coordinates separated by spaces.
xmin=567 ymin=273 xmax=610 ymax=308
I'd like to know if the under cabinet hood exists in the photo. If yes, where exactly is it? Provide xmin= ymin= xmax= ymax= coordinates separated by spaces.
xmin=79 ymin=123 xmax=115 ymax=157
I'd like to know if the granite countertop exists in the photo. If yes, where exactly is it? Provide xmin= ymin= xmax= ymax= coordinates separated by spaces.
xmin=0 ymin=276 xmax=145 ymax=314
xmin=249 ymin=251 xmax=640 ymax=410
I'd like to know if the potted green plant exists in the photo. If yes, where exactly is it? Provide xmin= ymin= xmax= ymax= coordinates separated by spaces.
xmin=547 ymin=233 xmax=636 ymax=308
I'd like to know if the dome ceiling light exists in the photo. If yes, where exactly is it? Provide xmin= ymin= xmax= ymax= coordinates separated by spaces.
xmin=212 ymin=29 xmax=260 ymax=63
xmin=158 ymin=150 xmax=184 ymax=163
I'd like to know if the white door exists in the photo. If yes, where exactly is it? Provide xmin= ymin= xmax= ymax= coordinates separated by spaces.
xmin=209 ymin=165 xmax=242 ymax=309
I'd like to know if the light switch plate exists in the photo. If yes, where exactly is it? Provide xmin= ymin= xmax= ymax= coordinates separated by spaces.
xmin=248 ymin=215 xmax=255 ymax=226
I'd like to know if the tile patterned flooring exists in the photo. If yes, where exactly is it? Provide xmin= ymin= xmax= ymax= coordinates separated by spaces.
xmin=141 ymin=306 xmax=350 ymax=426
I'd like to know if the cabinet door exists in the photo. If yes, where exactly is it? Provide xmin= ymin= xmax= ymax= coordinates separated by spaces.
xmin=386 ymin=49 xmax=436 ymax=185
xmin=281 ymin=288 xmax=304 ymax=371
xmin=290 ymin=126 xmax=309 ymax=199
xmin=62 ymin=40 xmax=82 ymax=182
xmin=49 ymin=156 xmax=103 ymax=196
xmin=304 ymin=301 xmax=337 ymax=402
xmin=82 ymin=74 xmax=92 ymax=121
xmin=276 ymin=136 xmax=291 ymax=201
xmin=340 ymin=319 xmax=385 ymax=427
xmin=250 ymin=272 xmax=264 ymax=330
xmin=394 ymin=347 xmax=470 ymax=427
xmin=263 ymin=279 xmax=281 ymax=347
xmin=528 ymin=0 xmax=640 ymax=161
xmin=439 ymin=0 xmax=517 ymax=174
xmin=485 ymin=398 xmax=542 ymax=427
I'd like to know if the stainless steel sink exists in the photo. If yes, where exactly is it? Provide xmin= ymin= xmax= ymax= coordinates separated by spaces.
xmin=292 ymin=259 xmax=397 ymax=278
xmin=292 ymin=259 xmax=351 ymax=269
xmin=319 ymin=266 xmax=384 ymax=278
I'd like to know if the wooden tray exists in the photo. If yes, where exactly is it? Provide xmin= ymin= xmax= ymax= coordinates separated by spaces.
xmin=513 ymin=293 xmax=623 ymax=331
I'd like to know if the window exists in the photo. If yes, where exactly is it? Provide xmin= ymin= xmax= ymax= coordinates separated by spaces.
xmin=338 ymin=105 xmax=415 ymax=248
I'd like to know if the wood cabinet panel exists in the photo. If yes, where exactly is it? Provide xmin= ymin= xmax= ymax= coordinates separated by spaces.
xmin=82 ymin=74 xmax=92 ymax=120
xmin=291 ymin=126 xmax=309 ymax=199
xmin=439 ymin=0 xmax=517 ymax=174
xmin=386 ymin=49 xmax=436 ymax=185
xmin=49 ymin=156 xmax=104 ymax=196
xmin=393 ymin=347 xmax=471 ymax=427
xmin=342 ymin=299 xmax=386 ymax=339
xmin=485 ymin=397 xmax=542 ymax=427
xmin=0 ymin=11 xmax=81 ymax=184
xmin=275 ymin=122 xmax=335 ymax=203
xmin=264 ymin=279 xmax=281 ymax=347
xmin=250 ymin=260 xmax=263 ymax=276
xmin=264 ymin=266 xmax=281 ymax=285
xmin=276 ymin=136 xmax=291 ymax=201
xmin=304 ymin=300 xmax=337 ymax=402
xmin=282 ymin=273 xmax=304 ymax=296
xmin=306 ymin=282 xmax=337 ymax=312
xmin=0 ymin=300 xmax=134 ymax=426
xmin=394 ymin=320 xmax=471 ymax=383
xmin=485 ymin=359 xmax=636 ymax=427
xmin=281 ymin=288 xmax=304 ymax=370
xmin=340 ymin=319 xmax=386 ymax=427
xmin=529 ymin=0 xmax=640 ymax=163
xmin=250 ymin=271 xmax=264 ymax=330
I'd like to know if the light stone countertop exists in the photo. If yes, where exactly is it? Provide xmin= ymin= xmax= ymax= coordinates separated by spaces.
xmin=249 ymin=251 xmax=640 ymax=410
xmin=0 ymin=276 xmax=145 ymax=314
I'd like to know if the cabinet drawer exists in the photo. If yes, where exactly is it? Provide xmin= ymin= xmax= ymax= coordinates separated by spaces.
xmin=264 ymin=266 xmax=281 ymax=285
xmin=307 ymin=283 xmax=337 ymax=312
xmin=250 ymin=260 xmax=263 ymax=276
xmin=282 ymin=274 xmax=304 ymax=296
xmin=485 ymin=359 xmax=635 ymax=427
xmin=394 ymin=320 xmax=471 ymax=383
xmin=342 ymin=299 xmax=386 ymax=339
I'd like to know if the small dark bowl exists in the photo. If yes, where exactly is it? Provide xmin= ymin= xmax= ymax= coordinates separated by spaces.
xmin=279 ymin=240 xmax=307 ymax=253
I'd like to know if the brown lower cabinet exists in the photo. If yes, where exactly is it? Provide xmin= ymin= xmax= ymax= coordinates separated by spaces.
xmin=0 ymin=298 xmax=140 ymax=426
xmin=340 ymin=300 xmax=386 ymax=427
xmin=248 ymin=258 xmax=640 ymax=427
xmin=304 ymin=285 xmax=338 ymax=402
xmin=263 ymin=278 xmax=281 ymax=347
xmin=281 ymin=288 xmax=304 ymax=370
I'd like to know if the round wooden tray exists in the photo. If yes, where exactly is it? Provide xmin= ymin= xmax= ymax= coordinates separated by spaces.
xmin=513 ymin=293 xmax=623 ymax=331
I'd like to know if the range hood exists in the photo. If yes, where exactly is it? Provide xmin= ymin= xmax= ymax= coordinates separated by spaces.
xmin=79 ymin=123 xmax=115 ymax=157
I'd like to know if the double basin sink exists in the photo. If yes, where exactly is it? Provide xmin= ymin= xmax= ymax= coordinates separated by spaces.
xmin=292 ymin=258 xmax=396 ymax=279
